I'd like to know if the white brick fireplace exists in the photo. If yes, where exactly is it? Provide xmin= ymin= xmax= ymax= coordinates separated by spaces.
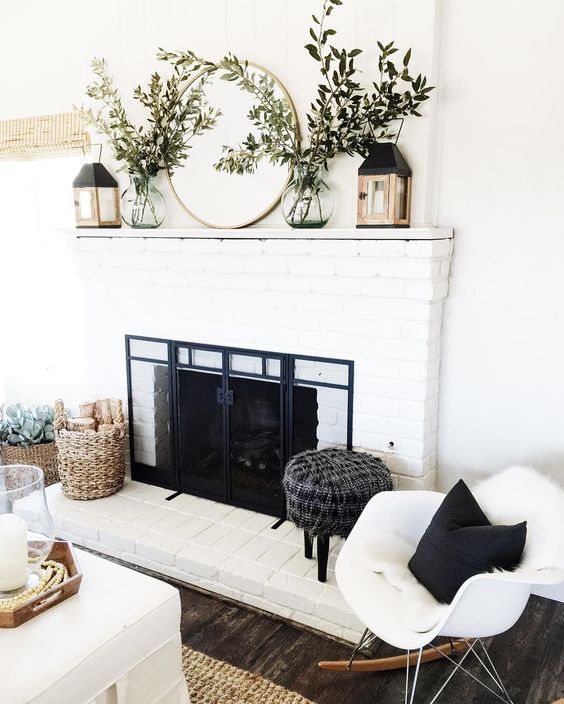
xmin=71 ymin=226 xmax=453 ymax=490
xmin=50 ymin=226 xmax=453 ymax=640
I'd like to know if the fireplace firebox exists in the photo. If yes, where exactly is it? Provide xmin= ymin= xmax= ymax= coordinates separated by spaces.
xmin=126 ymin=335 xmax=354 ymax=517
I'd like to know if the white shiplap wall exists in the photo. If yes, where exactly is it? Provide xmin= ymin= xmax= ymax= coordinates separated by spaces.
xmin=0 ymin=0 xmax=440 ymax=227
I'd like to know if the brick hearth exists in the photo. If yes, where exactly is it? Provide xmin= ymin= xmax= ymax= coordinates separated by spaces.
xmin=47 ymin=479 xmax=364 ymax=642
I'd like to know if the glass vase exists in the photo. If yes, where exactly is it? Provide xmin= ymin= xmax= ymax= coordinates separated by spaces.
xmin=281 ymin=166 xmax=334 ymax=229
xmin=0 ymin=464 xmax=55 ymax=597
xmin=121 ymin=172 xmax=165 ymax=228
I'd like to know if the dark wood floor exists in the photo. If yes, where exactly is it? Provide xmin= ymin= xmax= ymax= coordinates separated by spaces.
xmin=178 ymin=585 xmax=564 ymax=704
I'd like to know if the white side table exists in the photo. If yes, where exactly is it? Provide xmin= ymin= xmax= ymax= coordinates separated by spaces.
xmin=0 ymin=548 xmax=190 ymax=704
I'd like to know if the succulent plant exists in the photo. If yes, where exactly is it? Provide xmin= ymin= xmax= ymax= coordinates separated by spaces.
xmin=0 ymin=404 xmax=55 ymax=448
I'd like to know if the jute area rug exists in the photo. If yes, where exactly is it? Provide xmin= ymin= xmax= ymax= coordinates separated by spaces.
xmin=182 ymin=646 xmax=315 ymax=704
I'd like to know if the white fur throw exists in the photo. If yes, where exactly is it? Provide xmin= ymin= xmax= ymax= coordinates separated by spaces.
xmin=356 ymin=466 xmax=564 ymax=633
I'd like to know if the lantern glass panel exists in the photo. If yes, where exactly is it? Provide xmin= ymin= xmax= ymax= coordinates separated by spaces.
xmin=79 ymin=190 xmax=94 ymax=220
xmin=98 ymin=188 xmax=117 ymax=222
xmin=367 ymin=179 xmax=386 ymax=216
xmin=396 ymin=177 xmax=408 ymax=220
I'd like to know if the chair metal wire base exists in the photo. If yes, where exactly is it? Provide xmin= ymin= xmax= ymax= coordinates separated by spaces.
xmin=405 ymin=638 xmax=514 ymax=704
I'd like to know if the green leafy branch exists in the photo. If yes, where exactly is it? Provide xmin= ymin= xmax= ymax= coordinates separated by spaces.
xmin=78 ymin=51 xmax=221 ymax=177
xmin=214 ymin=0 xmax=434 ymax=179
xmin=212 ymin=55 xmax=299 ymax=175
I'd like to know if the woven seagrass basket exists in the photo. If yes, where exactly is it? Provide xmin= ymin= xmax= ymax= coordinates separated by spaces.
xmin=54 ymin=399 xmax=126 ymax=500
xmin=0 ymin=442 xmax=59 ymax=487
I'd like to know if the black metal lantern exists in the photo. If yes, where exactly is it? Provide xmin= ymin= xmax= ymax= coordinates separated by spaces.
xmin=356 ymin=143 xmax=411 ymax=228
xmin=72 ymin=162 xmax=121 ymax=228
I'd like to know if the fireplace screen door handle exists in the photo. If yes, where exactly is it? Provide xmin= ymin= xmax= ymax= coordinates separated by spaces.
xmin=216 ymin=388 xmax=234 ymax=406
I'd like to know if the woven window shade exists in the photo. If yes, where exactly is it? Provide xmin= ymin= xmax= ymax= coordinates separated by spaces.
xmin=0 ymin=112 xmax=90 ymax=161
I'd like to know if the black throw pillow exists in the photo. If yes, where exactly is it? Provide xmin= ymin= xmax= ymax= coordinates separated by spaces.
xmin=408 ymin=479 xmax=527 ymax=604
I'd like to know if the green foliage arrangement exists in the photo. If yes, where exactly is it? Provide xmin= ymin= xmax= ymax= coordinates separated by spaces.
xmin=213 ymin=0 xmax=434 ymax=179
xmin=0 ymin=404 xmax=55 ymax=448
xmin=78 ymin=51 xmax=220 ymax=177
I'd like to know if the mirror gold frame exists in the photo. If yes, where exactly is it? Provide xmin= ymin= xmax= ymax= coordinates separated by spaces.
xmin=167 ymin=62 xmax=299 ymax=229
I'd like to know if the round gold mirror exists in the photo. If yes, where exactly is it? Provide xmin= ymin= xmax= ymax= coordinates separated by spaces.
xmin=168 ymin=63 xmax=298 ymax=229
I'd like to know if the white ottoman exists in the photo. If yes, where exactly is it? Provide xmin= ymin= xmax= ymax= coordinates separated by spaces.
xmin=0 ymin=549 xmax=189 ymax=704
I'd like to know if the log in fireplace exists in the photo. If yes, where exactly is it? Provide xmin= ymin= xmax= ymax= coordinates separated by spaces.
xmin=126 ymin=335 xmax=354 ymax=517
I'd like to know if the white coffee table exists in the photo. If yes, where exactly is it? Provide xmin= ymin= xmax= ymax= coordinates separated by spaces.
xmin=0 ymin=548 xmax=190 ymax=704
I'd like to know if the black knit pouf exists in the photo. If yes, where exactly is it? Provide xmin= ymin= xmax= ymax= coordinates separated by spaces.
xmin=283 ymin=448 xmax=392 ymax=582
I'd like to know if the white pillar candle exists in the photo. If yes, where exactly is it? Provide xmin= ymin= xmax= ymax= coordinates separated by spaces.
xmin=0 ymin=514 xmax=28 ymax=591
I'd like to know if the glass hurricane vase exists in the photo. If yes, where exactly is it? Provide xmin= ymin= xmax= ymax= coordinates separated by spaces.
xmin=121 ymin=172 xmax=165 ymax=228
xmin=281 ymin=166 xmax=334 ymax=229
xmin=0 ymin=464 xmax=55 ymax=597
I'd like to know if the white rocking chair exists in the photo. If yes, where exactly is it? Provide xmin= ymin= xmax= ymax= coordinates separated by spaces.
xmin=331 ymin=490 xmax=564 ymax=703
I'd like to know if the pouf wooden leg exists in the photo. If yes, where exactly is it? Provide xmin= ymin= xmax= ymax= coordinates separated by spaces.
xmin=317 ymin=534 xmax=330 ymax=582
xmin=304 ymin=531 xmax=313 ymax=559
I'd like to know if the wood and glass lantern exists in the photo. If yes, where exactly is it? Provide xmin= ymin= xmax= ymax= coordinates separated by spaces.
xmin=356 ymin=143 xmax=411 ymax=228
xmin=72 ymin=162 xmax=121 ymax=228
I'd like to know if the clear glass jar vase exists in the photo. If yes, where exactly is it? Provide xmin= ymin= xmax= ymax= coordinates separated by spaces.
xmin=0 ymin=464 xmax=55 ymax=597
xmin=121 ymin=172 xmax=165 ymax=228
xmin=281 ymin=166 xmax=334 ymax=229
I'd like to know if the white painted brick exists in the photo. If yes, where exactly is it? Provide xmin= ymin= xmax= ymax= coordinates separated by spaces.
xmin=276 ymin=309 xmax=319 ymax=330
xmin=440 ymin=260 xmax=451 ymax=278
xmin=400 ymin=401 xmax=431 ymax=421
xmin=320 ymin=314 xmax=401 ymax=339
xmin=181 ymin=239 xmax=223 ymax=253
xmin=267 ymin=275 xmax=313 ymax=293
xmin=358 ymin=279 xmax=406 ymax=299
xmin=256 ymin=542 xmax=300 ymax=570
xmin=236 ymin=536 xmax=275 ymax=561
xmin=280 ymin=551 xmax=315 ymax=578
xmin=374 ymin=339 xmax=431 ymax=362
xmin=299 ymin=294 xmax=344 ymax=313
xmin=176 ymin=545 xmax=223 ymax=579
xmin=262 ymin=240 xmax=311 ymax=255
xmin=377 ymin=259 xmax=441 ymax=279
xmin=264 ymin=572 xmax=324 ymax=611
xmin=245 ymin=255 xmax=288 ymax=274
xmin=151 ymin=269 xmax=190 ymax=287
xmin=308 ymin=240 xmax=359 ymax=256
xmin=192 ymin=522 xmax=232 ymax=547
xmin=170 ymin=517 xmax=214 ymax=540
xmin=376 ymin=300 xmax=433 ymax=321
xmin=219 ymin=558 xmax=274 ymax=596
xmin=99 ymin=521 xmax=148 ymax=553
xmin=213 ymin=528 xmax=254 ymax=555
xmin=77 ymin=238 xmax=113 ymax=251
xmin=358 ymin=241 xmax=405 ymax=257
xmin=314 ymin=587 xmax=362 ymax=630
xmin=394 ymin=468 xmax=437 ymax=490
xmin=225 ymin=274 xmax=269 ymax=290
xmin=288 ymin=256 xmax=336 ymax=276
xmin=239 ymin=512 xmax=276 ymax=533
xmin=335 ymin=257 xmax=379 ymax=277
xmin=404 ymin=280 xmax=449 ymax=301
xmin=205 ymin=255 xmax=245 ymax=273
xmin=110 ymin=237 xmax=145 ymax=252
xmin=219 ymin=240 xmax=264 ymax=254
xmin=237 ymin=592 xmax=294 ymax=620
xmin=143 ymin=238 xmax=183 ymax=253
xmin=64 ymin=511 xmax=102 ymax=540
xmin=405 ymin=239 xmax=452 ymax=258
xmin=131 ymin=507 xmax=171 ymax=529
xmin=311 ymin=277 xmax=363 ymax=296
xmin=136 ymin=532 xmax=185 ymax=564
xmin=254 ymin=291 xmax=299 ymax=310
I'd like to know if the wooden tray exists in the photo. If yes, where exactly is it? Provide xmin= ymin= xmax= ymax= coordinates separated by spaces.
xmin=0 ymin=541 xmax=82 ymax=628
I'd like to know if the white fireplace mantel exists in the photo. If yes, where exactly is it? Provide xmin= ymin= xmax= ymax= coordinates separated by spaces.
xmin=66 ymin=226 xmax=453 ymax=241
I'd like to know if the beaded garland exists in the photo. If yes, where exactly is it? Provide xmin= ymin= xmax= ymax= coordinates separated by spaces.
xmin=0 ymin=560 xmax=68 ymax=611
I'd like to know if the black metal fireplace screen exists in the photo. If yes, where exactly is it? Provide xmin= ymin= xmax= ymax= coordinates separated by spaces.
xmin=125 ymin=335 xmax=354 ymax=517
